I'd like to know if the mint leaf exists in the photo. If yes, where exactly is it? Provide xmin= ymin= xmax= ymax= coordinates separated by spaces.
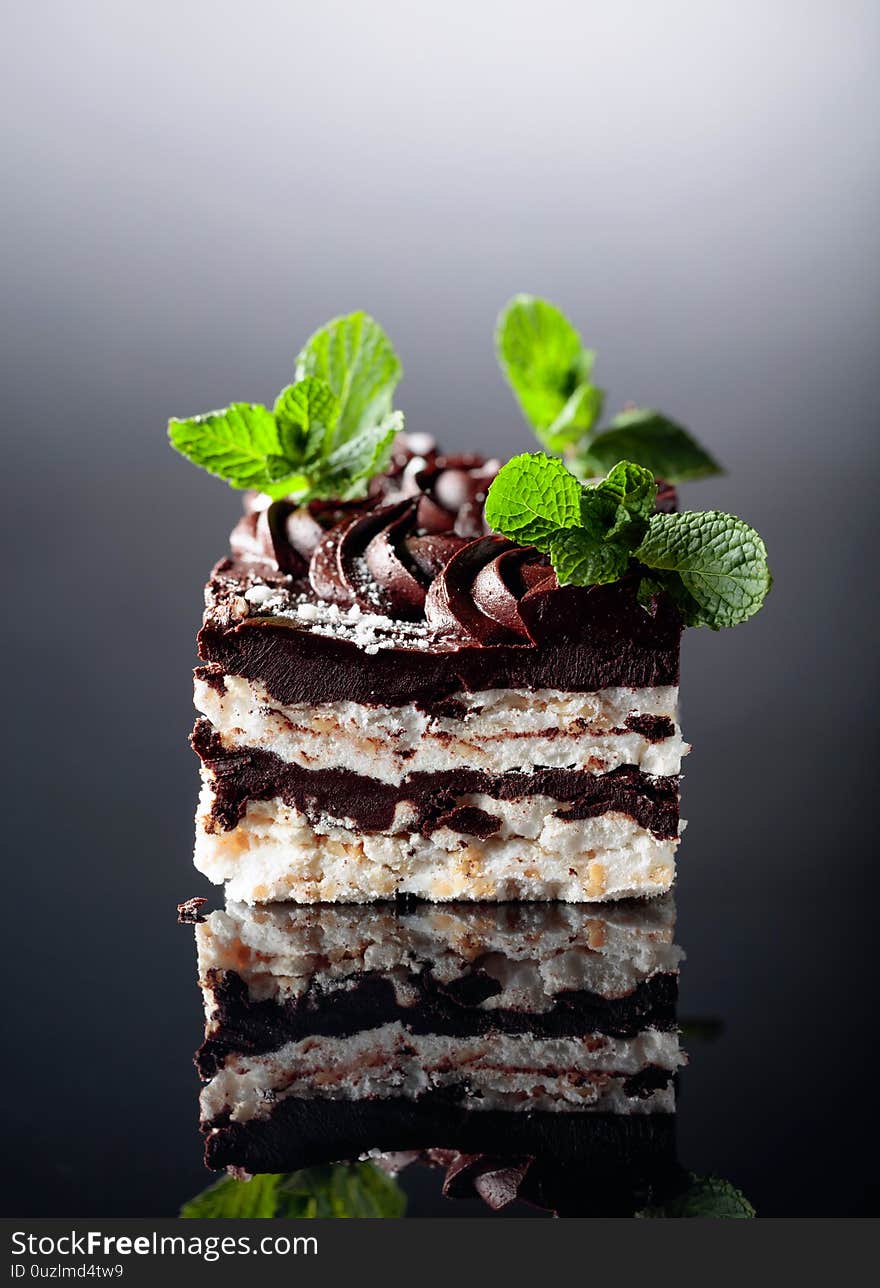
xmin=577 ymin=409 xmax=721 ymax=483
xmin=277 ymin=1163 xmax=406 ymax=1218
xmin=548 ymin=528 xmax=630 ymax=586
xmin=635 ymin=510 xmax=771 ymax=628
xmin=169 ymin=315 xmax=402 ymax=502
xmin=168 ymin=403 xmax=280 ymax=490
xmin=295 ymin=312 xmax=402 ymax=445
xmin=496 ymin=295 xmax=601 ymax=446
xmin=181 ymin=1173 xmax=282 ymax=1218
xmin=273 ymin=377 xmax=339 ymax=460
xmin=495 ymin=299 xmax=718 ymax=483
xmin=594 ymin=459 xmax=657 ymax=519
xmin=640 ymin=1174 xmax=756 ymax=1219
xmin=181 ymin=1164 xmax=405 ymax=1219
xmin=262 ymin=469 xmax=312 ymax=502
xmin=484 ymin=454 xmax=771 ymax=623
xmin=590 ymin=459 xmax=657 ymax=542
xmin=484 ymin=454 xmax=637 ymax=587
xmin=484 ymin=452 xmax=583 ymax=551
xmin=311 ymin=411 xmax=403 ymax=501
xmin=542 ymin=381 xmax=604 ymax=451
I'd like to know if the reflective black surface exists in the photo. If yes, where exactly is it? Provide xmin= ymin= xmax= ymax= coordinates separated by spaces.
xmin=4 ymin=873 xmax=875 ymax=1217
xmin=173 ymin=896 xmax=867 ymax=1219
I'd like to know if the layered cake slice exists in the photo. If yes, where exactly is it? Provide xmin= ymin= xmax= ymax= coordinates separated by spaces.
xmin=191 ymin=441 xmax=686 ymax=903
xmin=171 ymin=308 xmax=770 ymax=904
xmin=194 ymin=898 xmax=685 ymax=1174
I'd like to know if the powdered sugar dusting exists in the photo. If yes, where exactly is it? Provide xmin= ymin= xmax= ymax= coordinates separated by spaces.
xmin=247 ymin=586 xmax=435 ymax=652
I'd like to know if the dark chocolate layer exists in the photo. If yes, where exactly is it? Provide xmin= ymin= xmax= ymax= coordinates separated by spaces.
xmin=191 ymin=719 xmax=680 ymax=839
xmin=203 ymin=1094 xmax=677 ymax=1175
xmin=201 ymin=440 xmax=682 ymax=703
xmin=199 ymin=560 xmax=682 ymax=706
xmin=195 ymin=967 xmax=679 ymax=1078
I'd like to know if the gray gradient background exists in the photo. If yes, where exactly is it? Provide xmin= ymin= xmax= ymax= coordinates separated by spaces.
xmin=2 ymin=0 xmax=877 ymax=1215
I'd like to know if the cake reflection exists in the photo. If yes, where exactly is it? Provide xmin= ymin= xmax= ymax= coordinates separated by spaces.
xmin=191 ymin=897 xmax=688 ymax=1214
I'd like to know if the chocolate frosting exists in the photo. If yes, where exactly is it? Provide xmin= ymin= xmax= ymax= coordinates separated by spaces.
xmin=209 ymin=435 xmax=684 ymax=700
xmin=198 ymin=578 xmax=682 ymax=704
xmin=229 ymin=441 xmax=498 ymax=624
xmin=226 ymin=435 xmax=680 ymax=646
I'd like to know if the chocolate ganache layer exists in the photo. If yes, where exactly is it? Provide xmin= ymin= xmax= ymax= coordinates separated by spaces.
xmin=197 ymin=437 xmax=683 ymax=705
xmin=203 ymin=1096 xmax=676 ymax=1174
xmin=196 ymin=967 xmax=679 ymax=1079
xmin=192 ymin=719 xmax=680 ymax=839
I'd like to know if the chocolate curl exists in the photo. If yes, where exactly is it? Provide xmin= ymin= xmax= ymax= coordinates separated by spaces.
xmin=471 ymin=546 xmax=554 ymax=639
xmin=441 ymin=1154 xmax=533 ymax=1209
xmin=405 ymin=533 xmax=470 ymax=582
xmin=363 ymin=502 xmax=430 ymax=619
xmin=309 ymin=518 xmax=357 ymax=605
xmin=424 ymin=535 xmax=532 ymax=644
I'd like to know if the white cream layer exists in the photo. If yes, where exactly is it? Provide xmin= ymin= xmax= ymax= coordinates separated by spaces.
xmin=194 ymin=676 xmax=687 ymax=783
xmin=193 ymin=789 xmax=678 ymax=904
xmin=197 ymin=897 xmax=683 ymax=1009
xmin=200 ymin=1023 xmax=683 ymax=1123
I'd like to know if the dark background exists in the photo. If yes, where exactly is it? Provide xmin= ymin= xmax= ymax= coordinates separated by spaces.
xmin=2 ymin=1 xmax=877 ymax=1216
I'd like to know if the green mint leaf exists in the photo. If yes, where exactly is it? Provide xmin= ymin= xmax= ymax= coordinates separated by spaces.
xmin=273 ymin=377 xmax=339 ymax=461
xmin=574 ymin=460 xmax=655 ymax=549
xmin=262 ymin=470 xmax=312 ymax=502
xmin=181 ymin=1165 xmax=405 ymax=1219
xmin=541 ymin=381 xmax=605 ymax=451
xmin=590 ymin=459 xmax=657 ymax=542
xmin=640 ymin=1174 xmax=756 ymax=1219
xmin=265 ymin=454 xmax=297 ymax=482
xmin=309 ymin=411 xmax=403 ymax=501
xmin=295 ymin=311 xmax=402 ymax=445
xmin=496 ymin=295 xmax=596 ymax=440
xmin=548 ymin=528 xmax=630 ymax=586
xmin=576 ymin=409 xmax=722 ymax=483
xmin=181 ymin=1173 xmax=282 ymax=1218
xmin=484 ymin=452 xmax=583 ymax=551
xmin=168 ymin=403 xmax=280 ymax=490
xmin=595 ymin=459 xmax=657 ymax=518
xmin=635 ymin=510 xmax=771 ymax=628
xmin=277 ymin=1163 xmax=406 ymax=1218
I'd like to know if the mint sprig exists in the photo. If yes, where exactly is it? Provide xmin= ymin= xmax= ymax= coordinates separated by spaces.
xmin=180 ymin=1164 xmax=406 ymax=1219
xmin=486 ymin=454 xmax=657 ymax=588
xmin=496 ymin=296 xmax=603 ymax=451
xmin=496 ymin=295 xmax=721 ymax=483
xmin=168 ymin=312 xmax=402 ymax=503
xmin=485 ymin=453 xmax=770 ymax=629
xmin=639 ymin=1174 xmax=756 ymax=1219
xmin=295 ymin=311 xmax=402 ymax=447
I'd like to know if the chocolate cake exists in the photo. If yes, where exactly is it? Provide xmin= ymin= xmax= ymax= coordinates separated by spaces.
xmin=191 ymin=436 xmax=688 ymax=904
xmin=194 ymin=897 xmax=685 ymax=1175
